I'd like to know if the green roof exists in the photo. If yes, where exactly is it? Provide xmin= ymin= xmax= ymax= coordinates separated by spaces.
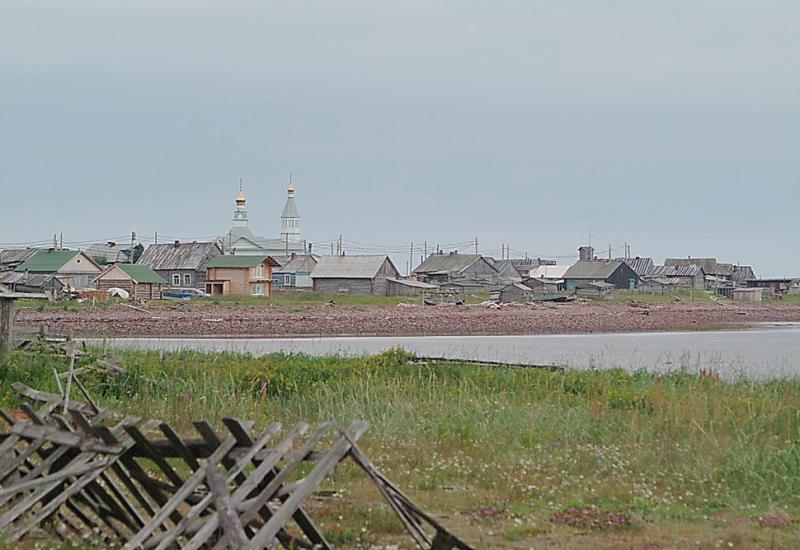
xmin=15 ymin=250 xmax=80 ymax=273
xmin=116 ymin=264 xmax=167 ymax=284
xmin=207 ymin=255 xmax=271 ymax=268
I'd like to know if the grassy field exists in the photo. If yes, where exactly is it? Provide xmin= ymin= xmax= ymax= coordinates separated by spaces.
xmin=1 ymin=349 xmax=800 ymax=548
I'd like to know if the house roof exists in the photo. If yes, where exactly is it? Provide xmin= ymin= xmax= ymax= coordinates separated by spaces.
xmin=15 ymin=250 xmax=82 ymax=273
xmin=137 ymin=242 xmax=221 ymax=271
xmin=386 ymin=278 xmax=439 ymax=289
xmin=528 ymin=265 xmax=569 ymax=279
xmin=563 ymin=260 xmax=625 ymax=280
xmin=617 ymin=257 xmax=654 ymax=276
xmin=272 ymin=255 xmax=318 ymax=274
xmin=206 ymin=255 xmax=280 ymax=269
xmin=95 ymin=264 xmax=167 ymax=284
xmin=646 ymin=264 xmax=703 ymax=278
xmin=85 ymin=242 xmax=130 ymax=263
xmin=312 ymin=255 xmax=397 ymax=279
xmin=0 ymin=271 xmax=59 ymax=287
xmin=0 ymin=248 xmax=38 ymax=269
xmin=117 ymin=264 xmax=167 ymax=284
xmin=413 ymin=254 xmax=495 ymax=275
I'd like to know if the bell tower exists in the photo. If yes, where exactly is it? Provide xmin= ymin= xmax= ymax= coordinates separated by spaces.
xmin=280 ymin=175 xmax=301 ymax=243
xmin=233 ymin=177 xmax=248 ymax=228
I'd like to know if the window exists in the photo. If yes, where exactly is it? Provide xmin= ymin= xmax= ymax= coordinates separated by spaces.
xmin=251 ymin=264 xmax=264 ymax=278
xmin=284 ymin=274 xmax=292 ymax=286
xmin=184 ymin=274 xmax=192 ymax=286
xmin=172 ymin=274 xmax=180 ymax=286
xmin=251 ymin=283 xmax=264 ymax=296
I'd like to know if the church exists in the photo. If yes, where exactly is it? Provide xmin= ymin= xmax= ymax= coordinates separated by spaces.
xmin=220 ymin=178 xmax=308 ymax=257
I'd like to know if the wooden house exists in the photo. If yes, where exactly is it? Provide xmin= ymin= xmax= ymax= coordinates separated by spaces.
xmin=205 ymin=255 xmax=280 ymax=297
xmin=137 ymin=241 xmax=221 ymax=289
xmin=271 ymin=254 xmax=318 ymax=289
xmin=563 ymin=260 xmax=639 ymax=291
xmin=386 ymin=278 xmax=438 ymax=297
xmin=413 ymin=253 xmax=502 ymax=290
xmin=311 ymin=255 xmax=400 ymax=296
xmin=498 ymin=282 xmax=533 ymax=303
xmin=643 ymin=264 xmax=705 ymax=290
xmin=93 ymin=264 xmax=167 ymax=301
xmin=14 ymin=249 xmax=102 ymax=289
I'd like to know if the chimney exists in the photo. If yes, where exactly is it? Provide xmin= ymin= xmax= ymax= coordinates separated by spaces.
xmin=579 ymin=246 xmax=594 ymax=261
xmin=174 ymin=240 xmax=180 ymax=248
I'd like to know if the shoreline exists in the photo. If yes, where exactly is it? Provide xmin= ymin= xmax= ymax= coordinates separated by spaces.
xmin=15 ymin=300 xmax=800 ymax=339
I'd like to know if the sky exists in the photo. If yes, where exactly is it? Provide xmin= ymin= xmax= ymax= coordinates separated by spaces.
xmin=1 ymin=1 xmax=798 ymax=276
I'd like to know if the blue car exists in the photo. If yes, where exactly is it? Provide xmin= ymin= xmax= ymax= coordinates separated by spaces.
xmin=162 ymin=288 xmax=210 ymax=299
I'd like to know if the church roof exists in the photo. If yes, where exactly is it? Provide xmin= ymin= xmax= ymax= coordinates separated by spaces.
xmin=281 ymin=196 xmax=299 ymax=219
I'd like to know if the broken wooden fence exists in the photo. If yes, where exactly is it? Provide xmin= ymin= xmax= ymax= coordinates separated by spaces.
xmin=0 ymin=382 xmax=472 ymax=549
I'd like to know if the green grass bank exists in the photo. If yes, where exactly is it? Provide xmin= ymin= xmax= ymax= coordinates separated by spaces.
xmin=1 ymin=349 xmax=799 ymax=547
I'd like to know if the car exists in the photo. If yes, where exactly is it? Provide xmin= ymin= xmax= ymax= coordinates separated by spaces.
xmin=162 ymin=288 xmax=210 ymax=299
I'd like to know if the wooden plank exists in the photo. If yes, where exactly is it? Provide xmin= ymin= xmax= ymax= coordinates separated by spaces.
xmin=215 ymin=419 xmax=331 ymax=550
xmin=8 ymin=422 xmax=123 ymax=454
xmin=123 ymin=424 xmax=184 ymax=488
xmin=158 ymin=423 xmax=200 ymax=470
xmin=3 ymin=419 xmax=159 ymax=543
xmin=246 ymin=421 xmax=369 ymax=550
xmin=156 ymin=422 xmax=286 ymax=550
xmin=121 ymin=436 xmax=238 ymax=550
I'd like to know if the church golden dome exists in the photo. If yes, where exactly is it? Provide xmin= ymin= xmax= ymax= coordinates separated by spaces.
xmin=235 ymin=177 xmax=246 ymax=204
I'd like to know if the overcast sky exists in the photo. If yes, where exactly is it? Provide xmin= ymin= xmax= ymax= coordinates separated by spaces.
xmin=1 ymin=1 xmax=798 ymax=276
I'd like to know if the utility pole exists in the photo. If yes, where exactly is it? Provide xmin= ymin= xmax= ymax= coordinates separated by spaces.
xmin=59 ymin=233 xmax=63 ymax=250
xmin=130 ymin=232 xmax=136 ymax=263
xmin=154 ymin=232 xmax=158 ymax=246
xmin=409 ymin=242 xmax=414 ymax=276
xmin=338 ymin=235 xmax=343 ymax=256
xmin=608 ymin=244 xmax=612 ymax=261
xmin=330 ymin=242 xmax=334 ymax=256
xmin=53 ymin=234 xmax=58 ymax=250
xmin=474 ymin=237 xmax=478 ymax=254
xmin=424 ymin=241 xmax=427 ymax=258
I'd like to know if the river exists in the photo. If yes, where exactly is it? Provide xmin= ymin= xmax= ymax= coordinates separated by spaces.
xmin=87 ymin=322 xmax=800 ymax=380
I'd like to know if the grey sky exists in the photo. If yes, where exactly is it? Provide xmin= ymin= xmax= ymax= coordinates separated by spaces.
xmin=1 ymin=1 xmax=798 ymax=276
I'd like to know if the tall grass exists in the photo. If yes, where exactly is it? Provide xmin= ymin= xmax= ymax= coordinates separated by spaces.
xmin=2 ymin=349 xmax=799 ymax=526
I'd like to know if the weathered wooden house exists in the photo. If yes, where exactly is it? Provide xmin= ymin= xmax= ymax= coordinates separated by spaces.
xmin=745 ymin=278 xmax=799 ymax=295
xmin=413 ymin=253 xmax=501 ymax=290
xmin=93 ymin=264 xmax=167 ymax=301
xmin=0 ymin=249 xmax=38 ymax=272
xmin=643 ymin=264 xmax=705 ymax=290
xmin=0 ymin=271 xmax=65 ymax=298
xmin=498 ymin=282 xmax=533 ymax=303
xmin=15 ymin=249 xmax=102 ymax=289
xmin=311 ymin=255 xmax=400 ymax=296
xmin=205 ymin=255 xmax=280 ymax=297
xmin=271 ymin=254 xmax=318 ymax=289
xmin=137 ymin=241 xmax=221 ymax=289
xmin=563 ymin=260 xmax=639 ymax=291
xmin=523 ymin=276 xmax=565 ymax=293
xmin=386 ymin=278 xmax=439 ymax=297
xmin=665 ymin=258 xmax=756 ymax=286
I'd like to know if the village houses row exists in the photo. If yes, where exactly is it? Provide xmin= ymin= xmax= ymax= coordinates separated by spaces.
xmin=1 ymin=182 xmax=797 ymax=302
